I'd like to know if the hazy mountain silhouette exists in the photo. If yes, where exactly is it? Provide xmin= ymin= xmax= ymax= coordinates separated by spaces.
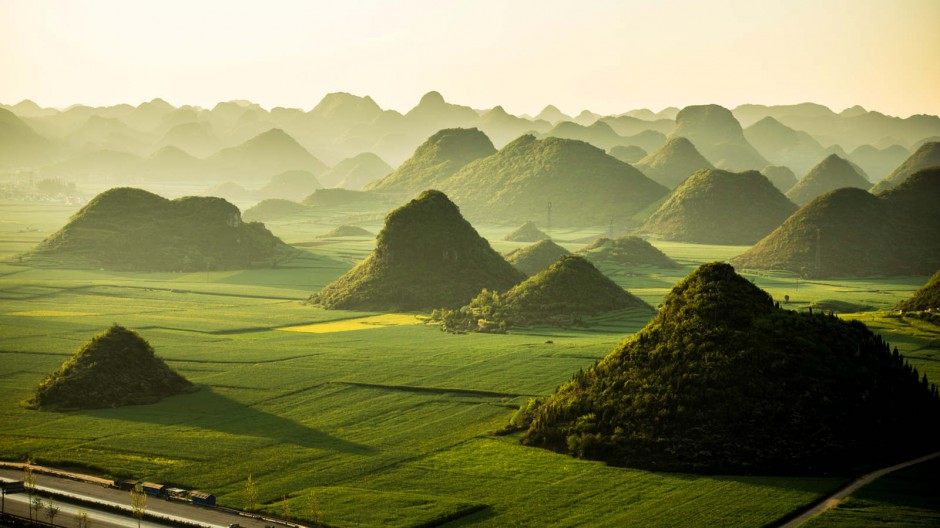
xmin=503 ymin=221 xmax=549 ymax=242
xmin=504 ymin=239 xmax=570 ymax=276
xmin=318 ymin=225 xmax=374 ymax=238
xmin=634 ymin=137 xmax=714 ymax=189
xmin=535 ymin=105 xmax=572 ymax=125
xmin=847 ymin=144 xmax=911 ymax=183
xmin=0 ymin=107 xmax=57 ymax=166
xmin=607 ymin=145 xmax=647 ymax=164
xmin=318 ymin=152 xmax=392 ymax=190
xmin=760 ymin=165 xmax=798 ymax=193
xmin=256 ymin=170 xmax=322 ymax=200
xmin=785 ymin=154 xmax=871 ymax=206
xmin=242 ymin=198 xmax=310 ymax=222
xmin=743 ymin=116 xmax=825 ymax=175
xmin=670 ymin=105 xmax=768 ymax=171
xmin=870 ymin=142 xmax=940 ymax=193
xmin=208 ymin=128 xmax=328 ymax=180
xmin=576 ymin=236 xmax=679 ymax=268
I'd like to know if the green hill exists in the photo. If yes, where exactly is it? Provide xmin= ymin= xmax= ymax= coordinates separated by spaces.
xmin=898 ymin=269 xmax=940 ymax=311
xmin=309 ymin=190 xmax=524 ymax=310
xmin=607 ymin=145 xmax=647 ymax=164
xmin=504 ymin=239 xmax=570 ymax=276
xmin=786 ymin=154 xmax=871 ymax=206
xmin=848 ymin=144 xmax=911 ymax=183
xmin=29 ymin=187 xmax=292 ymax=271
xmin=441 ymin=135 xmax=669 ymax=226
xmin=302 ymin=188 xmax=387 ymax=208
xmin=319 ymin=152 xmax=392 ymax=190
xmin=669 ymin=105 xmax=768 ymax=171
xmin=0 ymin=107 xmax=56 ymax=167
xmin=871 ymin=142 xmax=940 ymax=193
xmin=366 ymin=128 xmax=496 ymax=195
xmin=732 ymin=167 xmax=940 ymax=277
xmin=25 ymin=325 xmax=194 ymax=411
xmin=521 ymin=262 xmax=940 ymax=474
xmin=256 ymin=170 xmax=322 ymax=200
xmin=208 ymin=128 xmax=328 ymax=179
xmin=634 ymin=137 xmax=714 ymax=189
xmin=242 ymin=199 xmax=310 ymax=222
xmin=319 ymin=225 xmax=374 ymax=238
xmin=743 ymin=116 xmax=825 ymax=175
xmin=576 ymin=236 xmax=679 ymax=268
xmin=545 ymin=121 xmax=625 ymax=150
xmin=760 ymin=165 xmax=798 ymax=192
xmin=503 ymin=221 xmax=548 ymax=242
xmin=642 ymin=169 xmax=798 ymax=245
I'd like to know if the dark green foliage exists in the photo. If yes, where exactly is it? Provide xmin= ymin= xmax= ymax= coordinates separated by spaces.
xmin=634 ymin=137 xmax=714 ymax=189
xmin=318 ymin=225 xmax=373 ymax=238
xmin=522 ymin=263 xmax=940 ymax=474
xmin=871 ymin=142 xmax=940 ymax=193
xmin=642 ymin=169 xmax=798 ymax=245
xmin=504 ymin=239 xmax=569 ymax=276
xmin=242 ymin=199 xmax=309 ymax=222
xmin=366 ymin=128 xmax=496 ymax=195
xmin=733 ymin=167 xmax=940 ymax=277
xmin=576 ymin=236 xmax=679 ymax=268
xmin=309 ymin=190 xmax=524 ymax=311
xmin=29 ymin=187 xmax=292 ymax=271
xmin=502 ymin=221 xmax=548 ymax=242
xmin=442 ymin=135 xmax=669 ymax=226
xmin=606 ymin=145 xmax=647 ymax=164
xmin=26 ymin=325 xmax=193 ymax=411
xmin=786 ymin=154 xmax=871 ymax=206
xmin=897 ymin=269 xmax=940 ymax=311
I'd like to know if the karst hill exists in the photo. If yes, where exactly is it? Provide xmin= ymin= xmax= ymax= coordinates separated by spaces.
xmin=503 ymin=221 xmax=549 ymax=242
xmin=634 ymin=137 xmax=714 ymax=189
xmin=576 ymin=236 xmax=679 ymax=268
xmin=309 ymin=190 xmax=524 ymax=310
xmin=521 ymin=263 xmax=940 ymax=474
xmin=504 ymin=239 xmax=570 ymax=276
xmin=668 ymin=105 xmax=768 ymax=171
xmin=871 ymin=141 xmax=940 ymax=193
xmin=28 ymin=187 xmax=292 ymax=271
xmin=785 ymin=154 xmax=871 ymax=206
xmin=26 ymin=325 xmax=193 ymax=411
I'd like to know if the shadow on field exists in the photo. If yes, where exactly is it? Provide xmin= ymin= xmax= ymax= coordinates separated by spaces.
xmin=83 ymin=387 xmax=375 ymax=455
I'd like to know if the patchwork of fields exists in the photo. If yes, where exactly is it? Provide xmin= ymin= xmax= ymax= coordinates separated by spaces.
xmin=0 ymin=201 xmax=936 ymax=527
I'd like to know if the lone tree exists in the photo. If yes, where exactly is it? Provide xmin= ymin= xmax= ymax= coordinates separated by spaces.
xmin=244 ymin=474 xmax=258 ymax=512
xmin=130 ymin=483 xmax=147 ymax=528
xmin=23 ymin=462 xmax=36 ymax=523
xmin=76 ymin=510 xmax=91 ymax=528
xmin=46 ymin=498 xmax=60 ymax=526
xmin=31 ymin=496 xmax=44 ymax=525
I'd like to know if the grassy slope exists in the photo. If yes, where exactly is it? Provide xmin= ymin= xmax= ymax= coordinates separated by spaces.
xmin=0 ymin=201 xmax=936 ymax=527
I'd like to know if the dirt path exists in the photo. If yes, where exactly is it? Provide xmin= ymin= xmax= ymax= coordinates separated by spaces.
xmin=779 ymin=450 xmax=940 ymax=528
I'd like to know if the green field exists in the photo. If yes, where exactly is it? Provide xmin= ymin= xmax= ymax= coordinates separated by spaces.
xmin=0 ymin=200 xmax=937 ymax=527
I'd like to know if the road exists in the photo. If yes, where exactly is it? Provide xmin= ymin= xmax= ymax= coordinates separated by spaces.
xmin=3 ymin=491 xmax=171 ymax=528
xmin=0 ymin=468 xmax=291 ymax=528
xmin=779 ymin=449 xmax=940 ymax=528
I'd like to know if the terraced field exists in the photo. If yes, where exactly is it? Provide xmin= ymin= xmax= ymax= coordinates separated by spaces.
xmin=0 ymin=200 xmax=936 ymax=527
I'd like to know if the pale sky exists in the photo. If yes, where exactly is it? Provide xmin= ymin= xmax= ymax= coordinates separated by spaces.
xmin=2 ymin=0 xmax=938 ymax=117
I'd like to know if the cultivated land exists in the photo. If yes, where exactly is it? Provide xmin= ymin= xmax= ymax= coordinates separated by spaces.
xmin=1 ymin=200 xmax=937 ymax=527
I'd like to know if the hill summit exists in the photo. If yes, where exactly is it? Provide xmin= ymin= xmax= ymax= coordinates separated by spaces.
xmin=634 ymin=137 xmax=714 ymax=189
xmin=504 ymin=239 xmax=570 ymax=276
xmin=642 ymin=169 xmax=798 ymax=245
xmin=26 ymin=325 xmax=194 ymax=411
xmin=29 ymin=187 xmax=292 ymax=271
xmin=785 ymin=154 xmax=871 ymax=205
xmin=576 ymin=236 xmax=679 ymax=268
xmin=669 ymin=105 xmax=768 ymax=171
xmin=309 ymin=190 xmax=524 ymax=310
xmin=503 ymin=221 xmax=549 ymax=242
xmin=871 ymin=141 xmax=940 ymax=194
xmin=521 ymin=263 xmax=940 ymax=474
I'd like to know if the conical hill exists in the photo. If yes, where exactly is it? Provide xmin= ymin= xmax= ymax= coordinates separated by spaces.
xmin=897 ymin=269 xmax=940 ymax=312
xmin=309 ymin=190 xmax=524 ymax=310
xmin=576 ymin=236 xmax=679 ymax=268
xmin=500 ymin=255 xmax=651 ymax=326
xmin=504 ymin=239 xmax=570 ymax=276
xmin=785 ymin=154 xmax=871 ymax=206
xmin=669 ymin=105 xmax=768 ymax=171
xmin=871 ymin=142 xmax=940 ymax=194
xmin=29 ymin=187 xmax=292 ymax=271
xmin=642 ymin=169 xmax=798 ymax=245
xmin=26 ymin=325 xmax=193 ymax=410
xmin=732 ymin=167 xmax=940 ymax=278
xmin=503 ymin=221 xmax=548 ymax=242
xmin=365 ymin=128 xmax=496 ymax=195
xmin=522 ymin=263 xmax=940 ymax=474
xmin=634 ymin=137 xmax=714 ymax=189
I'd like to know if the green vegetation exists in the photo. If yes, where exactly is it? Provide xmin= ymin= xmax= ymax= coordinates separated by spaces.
xmin=785 ymin=154 xmax=871 ymax=206
xmin=732 ymin=167 xmax=940 ymax=278
xmin=606 ymin=144 xmax=646 ymax=164
xmin=803 ymin=457 xmax=940 ymax=528
xmin=365 ymin=128 xmax=496 ymax=195
xmin=502 ymin=220 xmax=548 ymax=242
xmin=301 ymin=188 xmax=388 ymax=208
xmin=577 ymin=235 xmax=679 ymax=268
xmin=743 ymin=116 xmax=825 ymax=176
xmin=309 ymin=190 xmax=524 ymax=310
xmin=642 ymin=169 xmax=798 ymax=245
xmin=504 ymin=239 xmax=569 ymax=276
xmin=431 ymin=255 xmax=650 ymax=332
xmin=871 ymin=141 xmax=940 ymax=193
xmin=669 ymin=105 xmax=768 ymax=171
xmin=634 ymin=137 xmax=714 ymax=189
xmin=897 ymin=269 xmax=940 ymax=311
xmin=442 ymin=135 xmax=669 ymax=226
xmin=25 ymin=324 xmax=193 ymax=410
xmin=318 ymin=225 xmax=373 ymax=238
xmin=522 ymin=263 xmax=940 ymax=474
xmin=761 ymin=165 xmax=798 ymax=192
xmin=27 ymin=187 xmax=293 ymax=271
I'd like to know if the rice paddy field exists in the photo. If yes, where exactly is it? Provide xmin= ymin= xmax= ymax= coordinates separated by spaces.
xmin=0 ymin=199 xmax=937 ymax=527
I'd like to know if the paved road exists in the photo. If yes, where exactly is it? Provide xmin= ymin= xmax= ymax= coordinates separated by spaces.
xmin=3 ymin=491 xmax=172 ymax=528
xmin=779 ymin=450 xmax=940 ymax=528
xmin=0 ymin=469 xmax=287 ymax=528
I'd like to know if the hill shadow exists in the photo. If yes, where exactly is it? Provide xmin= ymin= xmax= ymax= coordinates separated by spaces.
xmin=78 ymin=386 xmax=374 ymax=455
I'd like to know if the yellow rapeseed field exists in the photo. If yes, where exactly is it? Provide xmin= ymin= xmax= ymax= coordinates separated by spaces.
xmin=279 ymin=313 xmax=421 ymax=334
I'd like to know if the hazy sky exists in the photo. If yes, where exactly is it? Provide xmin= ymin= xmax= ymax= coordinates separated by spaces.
xmin=2 ymin=0 xmax=938 ymax=117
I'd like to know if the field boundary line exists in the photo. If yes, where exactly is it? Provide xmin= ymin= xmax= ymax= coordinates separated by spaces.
xmin=778 ymin=449 xmax=940 ymax=528
xmin=333 ymin=381 xmax=526 ymax=399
